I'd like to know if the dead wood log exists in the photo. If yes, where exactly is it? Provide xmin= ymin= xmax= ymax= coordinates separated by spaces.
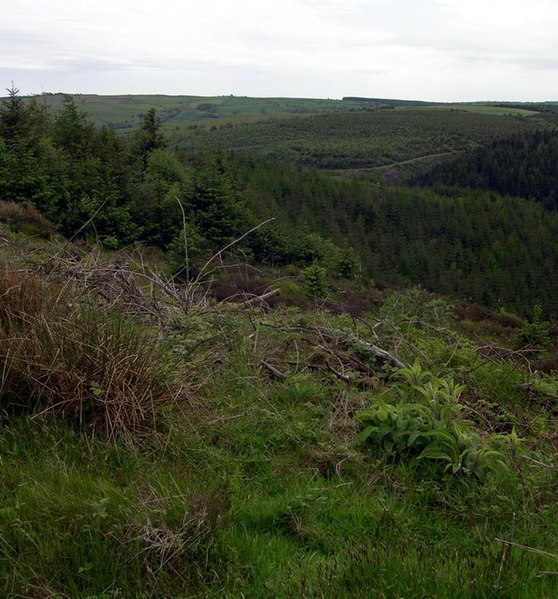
xmin=240 ymin=289 xmax=280 ymax=307
xmin=316 ymin=327 xmax=405 ymax=370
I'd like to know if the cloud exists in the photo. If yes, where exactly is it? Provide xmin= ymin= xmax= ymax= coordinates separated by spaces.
xmin=1 ymin=0 xmax=557 ymax=100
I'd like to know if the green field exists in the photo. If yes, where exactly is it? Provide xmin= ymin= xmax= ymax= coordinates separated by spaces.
xmin=396 ymin=104 xmax=541 ymax=117
xmin=33 ymin=93 xmax=432 ymax=130
xmin=28 ymin=93 xmax=549 ymax=133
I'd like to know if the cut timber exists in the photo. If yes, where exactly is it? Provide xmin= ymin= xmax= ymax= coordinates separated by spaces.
xmin=240 ymin=289 xmax=280 ymax=307
xmin=316 ymin=327 xmax=405 ymax=370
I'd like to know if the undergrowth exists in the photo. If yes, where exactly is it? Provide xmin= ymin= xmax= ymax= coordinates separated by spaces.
xmin=0 ymin=244 xmax=557 ymax=597
xmin=356 ymin=361 xmax=517 ymax=479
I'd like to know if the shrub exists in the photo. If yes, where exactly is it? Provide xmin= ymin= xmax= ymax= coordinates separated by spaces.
xmin=380 ymin=287 xmax=454 ymax=328
xmin=356 ymin=361 xmax=513 ymax=479
xmin=336 ymin=248 xmax=358 ymax=279
xmin=301 ymin=263 xmax=328 ymax=299
xmin=514 ymin=304 xmax=551 ymax=350
xmin=0 ymin=264 xmax=184 ymax=437
xmin=0 ymin=199 xmax=23 ymax=222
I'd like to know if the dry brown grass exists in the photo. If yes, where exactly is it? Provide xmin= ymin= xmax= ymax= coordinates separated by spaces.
xmin=0 ymin=262 xmax=187 ymax=438
xmin=0 ymin=201 xmax=54 ymax=237
xmin=0 ymin=200 xmax=24 ymax=222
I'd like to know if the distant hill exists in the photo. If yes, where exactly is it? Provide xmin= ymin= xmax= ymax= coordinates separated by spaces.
xmin=20 ymin=93 xmax=437 ymax=132
xmin=14 ymin=94 xmax=554 ymax=175
xmin=15 ymin=93 xmax=553 ymax=137
xmin=174 ymin=107 xmax=546 ymax=170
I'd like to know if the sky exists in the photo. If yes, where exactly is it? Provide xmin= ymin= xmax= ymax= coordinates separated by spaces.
xmin=2 ymin=0 xmax=558 ymax=101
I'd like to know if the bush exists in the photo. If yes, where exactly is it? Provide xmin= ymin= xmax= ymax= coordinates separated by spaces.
xmin=514 ymin=304 xmax=551 ymax=350
xmin=336 ymin=248 xmax=358 ymax=279
xmin=380 ymin=287 xmax=454 ymax=328
xmin=301 ymin=263 xmax=328 ymax=299
xmin=0 ymin=264 xmax=184 ymax=437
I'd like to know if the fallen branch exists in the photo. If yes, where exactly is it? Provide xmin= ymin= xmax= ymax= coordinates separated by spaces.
xmin=240 ymin=289 xmax=280 ymax=307
xmin=495 ymin=538 xmax=558 ymax=561
xmin=316 ymin=327 xmax=405 ymax=370
xmin=260 ymin=359 xmax=287 ymax=381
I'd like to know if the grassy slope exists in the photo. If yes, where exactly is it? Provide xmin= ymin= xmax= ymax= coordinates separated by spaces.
xmin=28 ymin=93 xmax=547 ymax=133
xmin=32 ymin=94 xmax=431 ymax=131
xmin=1 ymin=229 xmax=557 ymax=598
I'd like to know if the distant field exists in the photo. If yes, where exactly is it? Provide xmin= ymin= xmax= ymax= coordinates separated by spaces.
xmin=26 ymin=93 xmax=544 ymax=131
xmin=18 ymin=93 xmax=555 ymax=169
xmin=397 ymin=104 xmax=540 ymax=117
xmin=30 ymin=93 xmax=429 ymax=130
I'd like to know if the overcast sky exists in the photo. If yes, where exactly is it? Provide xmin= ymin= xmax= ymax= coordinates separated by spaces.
xmin=2 ymin=0 xmax=557 ymax=101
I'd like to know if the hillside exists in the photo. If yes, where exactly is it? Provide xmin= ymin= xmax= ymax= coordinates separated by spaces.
xmin=174 ymin=108 xmax=545 ymax=170
xmin=28 ymin=93 xmax=435 ymax=131
xmin=1 ymin=223 xmax=557 ymax=597
xmin=231 ymin=158 xmax=558 ymax=317
xmin=416 ymin=129 xmax=558 ymax=210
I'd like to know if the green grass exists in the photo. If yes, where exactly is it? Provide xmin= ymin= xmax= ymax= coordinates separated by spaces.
xmin=0 ymin=228 xmax=556 ymax=597
xmin=1 ymin=287 xmax=557 ymax=597
xmin=397 ymin=104 xmax=541 ymax=117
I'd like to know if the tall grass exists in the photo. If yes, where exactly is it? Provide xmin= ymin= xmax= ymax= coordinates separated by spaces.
xmin=0 ymin=263 xmax=184 ymax=437
xmin=0 ymin=200 xmax=54 ymax=237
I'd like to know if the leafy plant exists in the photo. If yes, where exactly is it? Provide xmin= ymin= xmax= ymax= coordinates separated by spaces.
xmin=356 ymin=361 xmax=512 ymax=479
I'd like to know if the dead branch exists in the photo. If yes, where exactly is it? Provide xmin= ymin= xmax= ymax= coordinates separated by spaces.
xmin=240 ymin=289 xmax=280 ymax=307
xmin=316 ymin=327 xmax=405 ymax=370
xmin=260 ymin=359 xmax=287 ymax=381
xmin=326 ymin=362 xmax=353 ymax=384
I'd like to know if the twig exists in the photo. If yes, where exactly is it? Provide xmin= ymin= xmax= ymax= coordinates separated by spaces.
xmin=519 ymin=455 xmax=555 ymax=469
xmin=175 ymin=196 xmax=190 ymax=282
xmin=495 ymin=538 xmax=558 ymax=561
xmin=326 ymin=362 xmax=353 ymax=384
xmin=260 ymin=359 xmax=287 ymax=381
xmin=58 ymin=196 xmax=111 ymax=255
